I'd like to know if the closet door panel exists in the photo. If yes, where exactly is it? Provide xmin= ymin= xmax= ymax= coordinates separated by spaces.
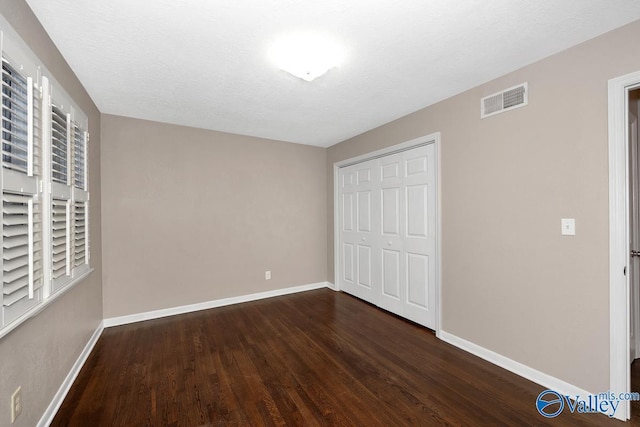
xmin=338 ymin=143 xmax=436 ymax=329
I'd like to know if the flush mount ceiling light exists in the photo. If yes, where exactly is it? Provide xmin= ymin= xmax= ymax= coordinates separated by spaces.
xmin=269 ymin=33 xmax=345 ymax=82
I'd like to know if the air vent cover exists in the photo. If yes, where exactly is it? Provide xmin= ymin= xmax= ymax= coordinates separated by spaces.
xmin=481 ymin=82 xmax=528 ymax=118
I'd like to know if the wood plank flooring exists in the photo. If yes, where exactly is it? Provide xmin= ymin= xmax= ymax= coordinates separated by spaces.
xmin=53 ymin=289 xmax=632 ymax=426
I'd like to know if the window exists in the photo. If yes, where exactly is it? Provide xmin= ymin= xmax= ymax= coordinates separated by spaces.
xmin=0 ymin=24 xmax=90 ymax=337
xmin=1 ymin=56 xmax=43 ymax=326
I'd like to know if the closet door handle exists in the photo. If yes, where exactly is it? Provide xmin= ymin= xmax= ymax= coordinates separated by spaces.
xmin=387 ymin=241 xmax=392 ymax=246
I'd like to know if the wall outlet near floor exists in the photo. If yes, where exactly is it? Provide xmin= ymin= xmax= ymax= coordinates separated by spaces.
xmin=11 ymin=386 xmax=22 ymax=423
xmin=265 ymin=270 xmax=271 ymax=280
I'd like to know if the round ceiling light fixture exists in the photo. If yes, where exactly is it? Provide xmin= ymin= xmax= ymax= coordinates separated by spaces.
xmin=268 ymin=32 xmax=345 ymax=82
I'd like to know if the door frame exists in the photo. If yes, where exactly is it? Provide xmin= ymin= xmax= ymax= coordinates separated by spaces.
xmin=333 ymin=132 xmax=442 ymax=336
xmin=609 ymin=71 xmax=640 ymax=421
xmin=630 ymin=108 xmax=640 ymax=363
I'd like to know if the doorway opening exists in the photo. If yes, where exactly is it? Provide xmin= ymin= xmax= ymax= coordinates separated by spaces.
xmin=609 ymin=71 xmax=640 ymax=422
xmin=629 ymin=88 xmax=640 ymax=421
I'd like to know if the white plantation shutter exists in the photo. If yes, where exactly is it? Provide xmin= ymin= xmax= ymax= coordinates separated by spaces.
xmin=73 ymin=122 xmax=86 ymax=190
xmin=1 ymin=60 xmax=30 ymax=174
xmin=73 ymin=201 xmax=87 ymax=268
xmin=0 ymin=55 xmax=42 ymax=328
xmin=71 ymin=122 xmax=88 ymax=274
xmin=51 ymin=105 xmax=68 ymax=185
xmin=47 ymin=96 xmax=74 ymax=291
xmin=51 ymin=198 xmax=69 ymax=282
xmin=2 ymin=192 xmax=42 ymax=324
xmin=32 ymin=82 xmax=42 ymax=178
xmin=0 ymin=26 xmax=90 ymax=336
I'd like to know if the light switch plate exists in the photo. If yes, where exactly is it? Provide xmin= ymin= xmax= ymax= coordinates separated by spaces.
xmin=561 ymin=218 xmax=576 ymax=236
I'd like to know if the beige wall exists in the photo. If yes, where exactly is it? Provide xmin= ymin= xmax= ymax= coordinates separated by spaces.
xmin=101 ymin=115 xmax=327 ymax=318
xmin=328 ymin=19 xmax=640 ymax=394
xmin=0 ymin=1 xmax=103 ymax=426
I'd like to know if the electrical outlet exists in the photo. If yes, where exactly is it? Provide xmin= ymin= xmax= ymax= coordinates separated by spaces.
xmin=265 ymin=270 xmax=271 ymax=280
xmin=11 ymin=386 xmax=22 ymax=423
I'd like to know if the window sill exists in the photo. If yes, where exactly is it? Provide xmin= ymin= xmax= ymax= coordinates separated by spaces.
xmin=0 ymin=268 xmax=95 ymax=340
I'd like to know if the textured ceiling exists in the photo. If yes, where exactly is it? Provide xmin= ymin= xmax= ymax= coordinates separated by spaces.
xmin=23 ymin=0 xmax=640 ymax=147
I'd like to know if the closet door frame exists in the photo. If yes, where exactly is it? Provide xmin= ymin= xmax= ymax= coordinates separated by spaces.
xmin=333 ymin=132 xmax=442 ymax=336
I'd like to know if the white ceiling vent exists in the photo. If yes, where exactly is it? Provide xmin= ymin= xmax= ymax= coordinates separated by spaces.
xmin=481 ymin=82 xmax=528 ymax=118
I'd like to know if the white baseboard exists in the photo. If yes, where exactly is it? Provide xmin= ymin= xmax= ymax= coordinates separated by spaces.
xmin=38 ymin=321 xmax=104 ymax=427
xmin=326 ymin=282 xmax=337 ymax=291
xmin=104 ymin=282 xmax=331 ymax=328
xmin=439 ymin=330 xmax=592 ymax=399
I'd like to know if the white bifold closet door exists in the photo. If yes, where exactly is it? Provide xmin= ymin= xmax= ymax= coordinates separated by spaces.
xmin=339 ymin=144 xmax=436 ymax=329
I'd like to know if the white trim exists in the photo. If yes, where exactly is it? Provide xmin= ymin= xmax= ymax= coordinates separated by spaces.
xmin=334 ymin=134 xmax=439 ymax=169
xmin=326 ymin=282 xmax=337 ymax=291
xmin=332 ymin=132 xmax=442 ymax=335
xmin=38 ymin=320 xmax=104 ymax=427
xmin=435 ymin=136 xmax=443 ymax=337
xmin=439 ymin=331 xmax=593 ymax=400
xmin=333 ymin=161 xmax=340 ymax=292
xmin=103 ymin=282 xmax=331 ymax=327
xmin=608 ymin=71 xmax=640 ymax=421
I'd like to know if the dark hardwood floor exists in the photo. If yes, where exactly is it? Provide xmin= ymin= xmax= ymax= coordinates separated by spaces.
xmin=53 ymin=289 xmax=633 ymax=426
